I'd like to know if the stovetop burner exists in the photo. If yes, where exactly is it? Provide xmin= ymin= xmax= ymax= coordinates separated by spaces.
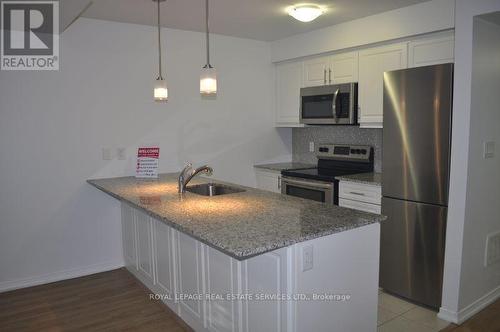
xmin=282 ymin=144 xmax=374 ymax=182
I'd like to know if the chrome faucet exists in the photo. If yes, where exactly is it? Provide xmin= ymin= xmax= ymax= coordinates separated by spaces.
xmin=178 ymin=163 xmax=214 ymax=193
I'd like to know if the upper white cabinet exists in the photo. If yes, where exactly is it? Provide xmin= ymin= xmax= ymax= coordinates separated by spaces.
xmin=275 ymin=61 xmax=303 ymax=127
xmin=303 ymin=52 xmax=359 ymax=87
xmin=358 ymin=43 xmax=408 ymax=128
xmin=409 ymin=33 xmax=454 ymax=68
xmin=303 ymin=56 xmax=330 ymax=87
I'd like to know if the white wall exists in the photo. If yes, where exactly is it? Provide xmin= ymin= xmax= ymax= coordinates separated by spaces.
xmin=0 ymin=18 xmax=291 ymax=291
xmin=271 ymin=0 xmax=455 ymax=62
xmin=440 ymin=0 xmax=500 ymax=324
xmin=459 ymin=14 xmax=500 ymax=309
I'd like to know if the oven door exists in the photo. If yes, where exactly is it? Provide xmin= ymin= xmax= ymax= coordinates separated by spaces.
xmin=281 ymin=177 xmax=334 ymax=204
xmin=300 ymin=83 xmax=357 ymax=125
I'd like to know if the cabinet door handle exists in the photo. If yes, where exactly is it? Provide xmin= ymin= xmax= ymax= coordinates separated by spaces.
xmin=323 ymin=69 xmax=327 ymax=84
xmin=329 ymin=68 xmax=332 ymax=84
xmin=349 ymin=191 xmax=366 ymax=196
xmin=278 ymin=176 xmax=281 ymax=189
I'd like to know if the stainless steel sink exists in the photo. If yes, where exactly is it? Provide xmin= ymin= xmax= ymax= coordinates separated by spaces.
xmin=186 ymin=183 xmax=245 ymax=196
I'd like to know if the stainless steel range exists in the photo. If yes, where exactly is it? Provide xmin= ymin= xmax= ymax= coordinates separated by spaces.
xmin=281 ymin=144 xmax=374 ymax=205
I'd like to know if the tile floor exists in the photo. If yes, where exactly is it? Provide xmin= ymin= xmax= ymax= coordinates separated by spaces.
xmin=377 ymin=290 xmax=450 ymax=332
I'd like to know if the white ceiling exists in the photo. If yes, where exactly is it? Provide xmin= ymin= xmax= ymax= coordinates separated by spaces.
xmin=75 ymin=0 xmax=431 ymax=41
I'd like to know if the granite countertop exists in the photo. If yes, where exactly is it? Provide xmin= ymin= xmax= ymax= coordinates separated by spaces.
xmin=335 ymin=172 xmax=382 ymax=186
xmin=253 ymin=162 xmax=315 ymax=172
xmin=88 ymin=173 xmax=385 ymax=260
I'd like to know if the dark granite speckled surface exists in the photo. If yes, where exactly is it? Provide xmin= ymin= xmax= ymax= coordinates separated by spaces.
xmin=335 ymin=172 xmax=382 ymax=186
xmin=254 ymin=162 xmax=315 ymax=172
xmin=87 ymin=173 xmax=385 ymax=260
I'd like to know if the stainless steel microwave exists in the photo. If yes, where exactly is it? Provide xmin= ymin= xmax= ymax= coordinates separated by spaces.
xmin=300 ymin=83 xmax=358 ymax=125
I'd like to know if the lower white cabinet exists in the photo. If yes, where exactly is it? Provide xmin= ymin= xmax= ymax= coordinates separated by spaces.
xmin=255 ymin=168 xmax=281 ymax=193
xmin=121 ymin=203 xmax=379 ymax=332
xmin=176 ymin=231 xmax=206 ymax=331
xmin=339 ymin=181 xmax=382 ymax=214
xmin=136 ymin=209 xmax=154 ymax=286
xmin=408 ymin=32 xmax=454 ymax=68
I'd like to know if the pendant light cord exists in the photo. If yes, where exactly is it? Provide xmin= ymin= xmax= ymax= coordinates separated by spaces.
xmin=205 ymin=0 xmax=211 ymax=68
xmin=157 ymin=0 xmax=163 ymax=80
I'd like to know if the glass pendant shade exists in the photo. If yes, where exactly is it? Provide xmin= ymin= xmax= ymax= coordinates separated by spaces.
xmin=200 ymin=66 xmax=217 ymax=95
xmin=154 ymin=78 xmax=168 ymax=102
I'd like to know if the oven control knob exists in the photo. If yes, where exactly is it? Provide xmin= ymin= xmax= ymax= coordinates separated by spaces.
xmin=361 ymin=149 xmax=367 ymax=154
xmin=350 ymin=149 xmax=355 ymax=154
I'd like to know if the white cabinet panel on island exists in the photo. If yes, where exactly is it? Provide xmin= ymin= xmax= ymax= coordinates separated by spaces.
xmin=358 ymin=43 xmax=408 ymax=128
xmin=153 ymin=219 xmax=176 ymax=308
xmin=241 ymin=248 xmax=290 ymax=332
xmin=136 ymin=209 xmax=154 ymax=287
xmin=176 ymin=231 xmax=206 ymax=331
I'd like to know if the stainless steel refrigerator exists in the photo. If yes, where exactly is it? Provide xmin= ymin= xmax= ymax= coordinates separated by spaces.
xmin=381 ymin=63 xmax=453 ymax=309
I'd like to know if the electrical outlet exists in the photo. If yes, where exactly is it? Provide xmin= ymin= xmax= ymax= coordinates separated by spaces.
xmin=309 ymin=141 xmax=315 ymax=153
xmin=102 ymin=148 xmax=113 ymax=160
xmin=117 ymin=147 xmax=126 ymax=160
xmin=302 ymin=245 xmax=313 ymax=272
xmin=484 ymin=141 xmax=495 ymax=159
xmin=485 ymin=231 xmax=500 ymax=267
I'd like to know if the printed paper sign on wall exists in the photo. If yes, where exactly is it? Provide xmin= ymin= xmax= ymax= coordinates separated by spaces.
xmin=136 ymin=147 xmax=159 ymax=178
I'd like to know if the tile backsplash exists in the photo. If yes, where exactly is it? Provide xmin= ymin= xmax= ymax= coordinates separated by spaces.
xmin=292 ymin=126 xmax=383 ymax=173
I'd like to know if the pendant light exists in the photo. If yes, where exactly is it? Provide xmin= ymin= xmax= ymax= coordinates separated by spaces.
xmin=200 ymin=0 xmax=217 ymax=95
xmin=153 ymin=0 xmax=168 ymax=102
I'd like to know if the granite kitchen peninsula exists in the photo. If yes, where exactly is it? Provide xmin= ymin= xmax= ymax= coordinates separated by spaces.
xmin=88 ymin=173 xmax=385 ymax=332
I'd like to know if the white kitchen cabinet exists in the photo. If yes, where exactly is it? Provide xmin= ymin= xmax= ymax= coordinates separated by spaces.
xmin=255 ymin=168 xmax=281 ymax=193
xmin=339 ymin=198 xmax=381 ymax=214
xmin=121 ymin=203 xmax=137 ymax=270
xmin=241 ymin=248 xmax=290 ymax=332
xmin=153 ymin=219 xmax=177 ymax=309
xmin=329 ymin=51 xmax=359 ymax=84
xmin=275 ymin=61 xmax=303 ymax=127
xmin=176 ymin=231 xmax=206 ymax=331
xmin=358 ymin=43 xmax=408 ymax=128
xmin=204 ymin=246 xmax=240 ymax=332
xmin=339 ymin=181 xmax=382 ymax=214
xmin=303 ymin=52 xmax=359 ymax=87
xmin=120 ymin=204 xmax=380 ymax=332
xmin=303 ymin=56 xmax=330 ymax=87
xmin=136 ymin=209 xmax=154 ymax=286
xmin=409 ymin=33 xmax=454 ymax=68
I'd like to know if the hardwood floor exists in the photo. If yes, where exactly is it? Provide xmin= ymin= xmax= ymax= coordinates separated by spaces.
xmin=2 ymin=268 xmax=500 ymax=332
xmin=0 ymin=268 xmax=191 ymax=332
xmin=440 ymin=299 xmax=500 ymax=332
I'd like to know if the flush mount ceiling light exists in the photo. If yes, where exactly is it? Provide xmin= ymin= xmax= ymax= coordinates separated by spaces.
xmin=200 ymin=0 xmax=217 ymax=96
xmin=287 ymin=4 xmax=324 ymax=22
xmin=153 ymin=0 xmax=168 ymax=102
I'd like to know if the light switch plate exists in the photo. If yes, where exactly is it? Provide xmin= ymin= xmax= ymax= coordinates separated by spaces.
xmin=302 ymin=245 xmax=313 ymax=272
xmin=102 ymin=147 xmax=113 ymax=160
xmin=117 ymin=147 xmax=126 ymax=160
xmin=484 ymin=141 xmax=495 ymax=159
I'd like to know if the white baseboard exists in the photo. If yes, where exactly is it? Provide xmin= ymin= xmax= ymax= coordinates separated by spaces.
xmin=438 ymin=284 xmax=500 ymax=324
xmin=0 ymin=260 xmax=125 ymax=293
